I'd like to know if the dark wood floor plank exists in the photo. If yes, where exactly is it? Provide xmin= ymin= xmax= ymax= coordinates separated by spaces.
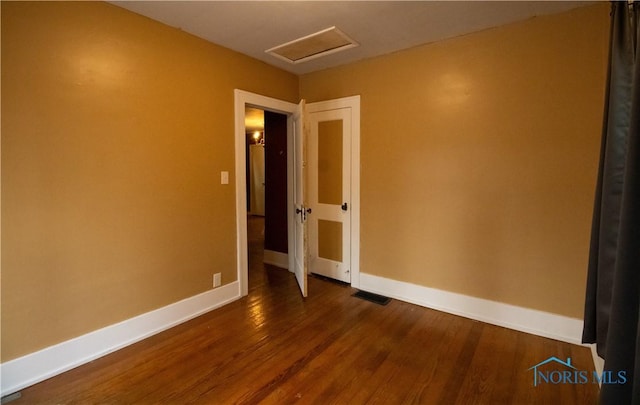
xmin=354 ymin=306 xmax=451 ymax=405
xmin=10 ymin=216 xmax=599 ymax=404
xmin=453 ymin=323 xmax=508 ymax=404
xmin=400 ymin=315 xmax=479 ymax=405
xmin=395 ymin=311 xmax=459 ymax=404
xmin=282 ymin=300 xmax=415 ymax=404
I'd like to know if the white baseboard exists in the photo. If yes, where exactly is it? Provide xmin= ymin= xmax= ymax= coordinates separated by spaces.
xmin=263 ymin=249 xmax=288 ymax=269
xmin=358 ymin=273 xmax=583 ymax=345
xmin=0 ymin=281 xmax=241 ymax=397
xmin=0 ymin=274 xmax=588 ymax=397
xmin=590 ymin=344 xmax=605 ymax=378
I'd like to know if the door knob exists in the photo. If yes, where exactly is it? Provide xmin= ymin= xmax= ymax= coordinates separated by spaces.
xmin=341 ymin=202 xmax=348 ymax=211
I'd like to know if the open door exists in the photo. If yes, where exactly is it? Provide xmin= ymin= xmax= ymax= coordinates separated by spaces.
xmin=292 ymin=100 xmax=308 ymax=297
xmin=234 ymin=90 xmax=359 ymax=298
xmin=307 ymin=106 xmax=352 ymax=283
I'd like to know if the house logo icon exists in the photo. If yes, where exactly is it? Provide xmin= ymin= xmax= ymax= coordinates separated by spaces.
xmin=527 ymin=357 xmax=578 ymax=387
xmin=528 ymin=356 xmax=628 ymax=386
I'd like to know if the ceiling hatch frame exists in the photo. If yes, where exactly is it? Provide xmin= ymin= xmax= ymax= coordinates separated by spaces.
xmin=265 ymin=26 xmax=359 ymax=65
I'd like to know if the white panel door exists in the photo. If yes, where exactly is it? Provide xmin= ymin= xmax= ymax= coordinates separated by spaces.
xmin=292 ymin=100 xmax=308 ymax=297
xmin=307 ymin=105 xmax=352 ymax=283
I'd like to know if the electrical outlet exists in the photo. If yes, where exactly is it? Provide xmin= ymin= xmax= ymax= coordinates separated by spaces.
xmin=213 ymin=273 xmax=221 ymax=288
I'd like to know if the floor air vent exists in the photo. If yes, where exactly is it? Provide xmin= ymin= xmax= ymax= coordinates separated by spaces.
xmin=266 ymin=26 xmax=358 ymax=64
xmin=352 ymin=290 xmax=391 ymax=306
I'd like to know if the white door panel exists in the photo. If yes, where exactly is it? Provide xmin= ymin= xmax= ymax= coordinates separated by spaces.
xmin=307 ymin=106 xmax=352 ymax=283
xmin=292 ymin=100 xmax=308 ymax=297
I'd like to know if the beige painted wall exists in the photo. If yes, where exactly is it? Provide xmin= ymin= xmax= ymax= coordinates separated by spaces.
xmin=1 ymin=1 xmax=610 ymax=363
xmin=300 ymin=4 xmax=609 ymax=318
xmin=1 ymin=1 xmax=298 ymax=361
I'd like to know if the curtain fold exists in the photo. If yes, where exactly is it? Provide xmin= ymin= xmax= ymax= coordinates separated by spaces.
xmin=583 ymin=2 xmax=640 ymax=404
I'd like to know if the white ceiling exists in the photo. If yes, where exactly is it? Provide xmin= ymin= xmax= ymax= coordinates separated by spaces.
xmin=112 ymin=1 xmax=592 ymax=75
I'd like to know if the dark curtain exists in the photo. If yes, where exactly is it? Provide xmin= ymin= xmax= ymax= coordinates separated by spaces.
xmin=583 ymin=2 xmax=640 ymax=404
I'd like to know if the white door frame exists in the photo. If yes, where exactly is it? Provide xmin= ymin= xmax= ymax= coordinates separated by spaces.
xmin=234 ymin=90 xmax=360 ymax=296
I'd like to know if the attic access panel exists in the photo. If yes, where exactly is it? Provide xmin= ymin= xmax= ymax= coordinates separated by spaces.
xmin=266 ymin=26 xmax=359 ymax=64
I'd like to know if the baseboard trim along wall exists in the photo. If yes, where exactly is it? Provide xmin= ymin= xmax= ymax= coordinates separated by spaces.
xmin=1 ymin=274 xmax=588 ymax=396
xmin=0 ymin=281 xmax=241 ymax=397
xmin=359 ymin=273 xmax=584 ymax=345
xmin=590 ymin=344 xmax=605 ymax=378
xmin=263 ymin=250 xmax=288 ymax=269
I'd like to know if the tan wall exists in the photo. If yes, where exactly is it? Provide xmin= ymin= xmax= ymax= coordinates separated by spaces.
xmin=1 ymin=1 xmax=610 ymax=362
xmin=1 ymin=1 xmax=298 ymax=361
xmin=300 ymin=4 xmax=609 ymax=318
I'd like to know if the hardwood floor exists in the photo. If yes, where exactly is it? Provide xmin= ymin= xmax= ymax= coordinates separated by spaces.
xmin=10 ymin=216 xmax=599 ymax=404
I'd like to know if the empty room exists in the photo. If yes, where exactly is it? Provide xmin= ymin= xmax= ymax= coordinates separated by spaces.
xmin=3 ymin=1 xmax=638 ymax=404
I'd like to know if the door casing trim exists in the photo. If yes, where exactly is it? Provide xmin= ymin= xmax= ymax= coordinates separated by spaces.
xmin=234 ymin=90 xmax=360 ymax=295
xmin=234 ymin=90 xmax=297 ymax=297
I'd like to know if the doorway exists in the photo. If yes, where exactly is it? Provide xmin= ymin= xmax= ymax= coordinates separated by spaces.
xmin=234 ymin=90 xmax=360 ymax=298
xmin=244 ymin=107 xmax=289 ymax=284
xmin=246 ymin=107 xmax=265 ymax=216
